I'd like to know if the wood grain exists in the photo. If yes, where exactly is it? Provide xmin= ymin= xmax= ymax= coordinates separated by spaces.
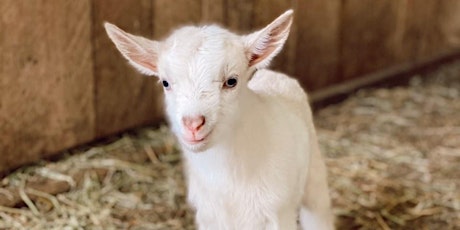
xmin=0 ymin=0 xmax=94 ymax=173
xmin=201 ymin=0 xmax=225 ymax=23
xmin=92 ymin=0 xmax=163 ymax=138
xmin=153 ymin=0 xmax=202 ymax=38
xmin=438 ymin=0 xmax=460 ymax=47
xmin=223 ymin=0 xmax=255 ymax=32
xmin=295 ymin=0 xmax=341 ymax=91
xmin=400 ymin=0 xmax=456 ymax=62
xmin=339 ymin=0 xmax=402 ymax=81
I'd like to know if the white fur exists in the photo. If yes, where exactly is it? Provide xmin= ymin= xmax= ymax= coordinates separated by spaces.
xmin=105 ymin=10 xmax=334 ymax=230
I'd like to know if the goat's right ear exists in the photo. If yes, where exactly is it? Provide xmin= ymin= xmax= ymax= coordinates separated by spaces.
xmin=104 ymin=22 xmax=159 ymax=76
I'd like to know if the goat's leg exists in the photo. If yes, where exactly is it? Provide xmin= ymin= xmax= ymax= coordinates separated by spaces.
xmin=300 ymin=137 xmax=334 ymax=230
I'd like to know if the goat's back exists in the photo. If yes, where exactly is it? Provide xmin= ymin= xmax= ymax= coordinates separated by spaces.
xmin=248 ymin=69 xmax=313 ymax=125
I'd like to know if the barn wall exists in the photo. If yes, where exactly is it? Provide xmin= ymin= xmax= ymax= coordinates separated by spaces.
xmin=0 ymin=1 xmax=95 ymax=173
xmin=1 ymin=0 xmax=460 ymax=173
xmin=92 ymin=0 xmax=163 ymax=138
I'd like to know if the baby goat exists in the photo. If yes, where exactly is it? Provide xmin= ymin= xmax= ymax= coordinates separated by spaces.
xmin=105 ymin=10 xmax=334 ymax=230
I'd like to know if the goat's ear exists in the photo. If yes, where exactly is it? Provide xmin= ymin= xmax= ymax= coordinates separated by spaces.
xmin=243 ymin=10 xmax=293 ymax=69
xmin=104 ymin=22 xmax=159 ymax=76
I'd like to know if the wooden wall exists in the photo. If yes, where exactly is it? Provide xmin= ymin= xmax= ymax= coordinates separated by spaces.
xmin=1 ymin=0 xmax=460 ymax=174
xmin=0 ymin=1 xmax=96 ymax=174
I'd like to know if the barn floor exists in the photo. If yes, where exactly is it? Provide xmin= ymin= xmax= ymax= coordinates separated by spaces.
xmin=1 ymin=61 xmax=459 ymax=230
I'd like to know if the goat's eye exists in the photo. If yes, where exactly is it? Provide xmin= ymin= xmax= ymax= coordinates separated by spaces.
xmin=224 ymin=77 xmax=238 ymax=89
xmin=162 ymin=80 xmax=170 ymax=89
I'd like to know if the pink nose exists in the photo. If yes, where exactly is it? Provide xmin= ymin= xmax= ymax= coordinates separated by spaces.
xmin=183 ymin=115 xmax=206 ymax=133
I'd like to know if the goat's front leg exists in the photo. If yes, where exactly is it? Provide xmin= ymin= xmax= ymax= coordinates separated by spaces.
xmin=195 ymin=208 xmax=231 ymax=230
xmin=265 ymin=209 xmax=298 ymax=230
xmin=195 ymin=210 xmax=217 ymax=230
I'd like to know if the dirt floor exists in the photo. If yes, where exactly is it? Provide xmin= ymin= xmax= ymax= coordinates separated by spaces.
xmin=1 ymin=60 xmax=459 ymax=229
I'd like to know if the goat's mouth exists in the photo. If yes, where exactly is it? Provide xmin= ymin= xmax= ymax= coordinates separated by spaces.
xmin=182 ymin=130 xmax=213 ymax=146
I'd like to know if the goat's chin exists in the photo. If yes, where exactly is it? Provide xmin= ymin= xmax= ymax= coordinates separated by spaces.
xmin=178 ymin=131 xmax=214 ymax=153
xmin=180 ymin=139 xmax=211 ymax=153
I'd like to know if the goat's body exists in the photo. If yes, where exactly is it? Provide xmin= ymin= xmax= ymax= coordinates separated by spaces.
xmin=105 ymin=10 xmax=334 ymax=229
xmin=183 ymin=70 xmax=333 ymax=230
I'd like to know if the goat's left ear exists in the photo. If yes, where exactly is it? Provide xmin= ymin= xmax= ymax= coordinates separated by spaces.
xmin=243 ymin=9 xmax=293 ymax=69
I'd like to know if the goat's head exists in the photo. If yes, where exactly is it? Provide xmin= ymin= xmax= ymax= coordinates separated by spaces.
xmin=105 ymin=10 xmax=293 ymax=152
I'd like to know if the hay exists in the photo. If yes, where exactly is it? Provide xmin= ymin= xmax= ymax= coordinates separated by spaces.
xmin=316 ymin=60 xmax=460 ymax=229
xmin=0 ymin=127 xmax=194 ymax=229
xmin=1 ymin=61 xmax=459 ymax=229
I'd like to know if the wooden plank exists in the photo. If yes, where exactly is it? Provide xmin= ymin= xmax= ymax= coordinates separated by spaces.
xmin=0 ymin=0 xmax=94 ymax=173
xmin=311 ymin=48 xmax=460 ymax=110
xmin=223 ymin=0 xmax=255 ymax=32
xmin=401 ymin=0 xmax=460 ymax=61
xmin=153 ymin=0 xmax=202 ymax=38
xmin=340 ymin=0 xmax=403 ymax=81
xmin=438 ymin=0 xmax=460 ymax=47
xmin=400 ymin=0 xmax=442 ymax=61
xmin=92 ymin=0 xmax=163 ymax=138
xmin=201 ymin=0 xmax=225 ymax=23
xmin=295 ymin=0 xmax=341 ymax=91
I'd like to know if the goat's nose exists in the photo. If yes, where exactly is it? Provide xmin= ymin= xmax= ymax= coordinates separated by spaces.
xmin=183 ymin=115 xmax=206 ymax=132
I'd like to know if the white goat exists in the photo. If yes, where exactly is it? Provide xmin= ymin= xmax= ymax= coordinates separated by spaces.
xmin=105 ymin=10 xmax=334 ymax=230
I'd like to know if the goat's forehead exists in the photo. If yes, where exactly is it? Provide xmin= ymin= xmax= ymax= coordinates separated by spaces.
xmin=159 ymin=26 xmax=243 ymax=79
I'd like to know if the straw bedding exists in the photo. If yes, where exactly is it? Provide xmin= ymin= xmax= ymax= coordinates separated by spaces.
xmin=1 ymin=61 xmax=459 ymax=229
